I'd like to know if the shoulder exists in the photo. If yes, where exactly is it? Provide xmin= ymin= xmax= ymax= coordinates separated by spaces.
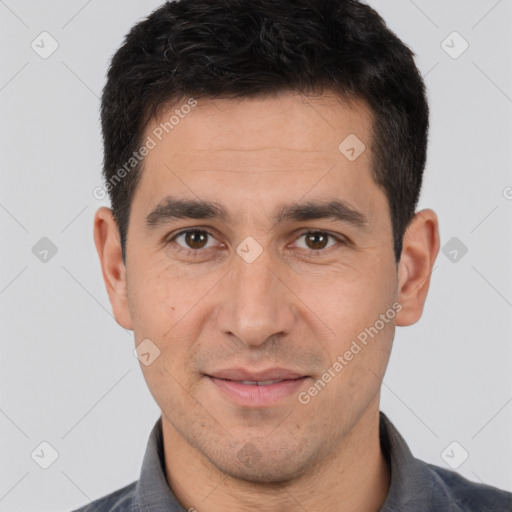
xmin=70 ymin=480 xmax=138 ymax=512
xmin=427 ymin=463 xmax=512 ymax=511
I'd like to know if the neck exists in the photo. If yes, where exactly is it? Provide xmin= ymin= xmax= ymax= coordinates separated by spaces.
xmin=162 ymin=401 xmax=390 ymax=512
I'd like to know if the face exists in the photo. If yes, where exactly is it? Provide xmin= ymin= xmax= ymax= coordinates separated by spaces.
xmin=95 ymin=91 xmax=438 ymax=483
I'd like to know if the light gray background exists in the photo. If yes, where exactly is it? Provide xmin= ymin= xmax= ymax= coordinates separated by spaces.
xmin=1 ymin=1 xmax=511 ymax=510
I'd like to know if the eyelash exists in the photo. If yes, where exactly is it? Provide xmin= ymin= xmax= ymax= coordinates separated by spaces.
xmin=168 ymin=228 xmax=346 ymax=258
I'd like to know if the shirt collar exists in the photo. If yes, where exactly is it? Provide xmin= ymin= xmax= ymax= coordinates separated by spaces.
xmin=135 ymin=416 xmax=186 ymax=512
xmin=379 ymin=411 xmax=436 ymax=511
xmin=135 ymin=412 xmax=437 ymax=511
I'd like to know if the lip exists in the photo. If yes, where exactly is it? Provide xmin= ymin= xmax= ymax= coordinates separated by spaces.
xmin=207 ymin=368 xmax=306 ymax=381
xmin=205 ymin=368 xmax=310 ymax=407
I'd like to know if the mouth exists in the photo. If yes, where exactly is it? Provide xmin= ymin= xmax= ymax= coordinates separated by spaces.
xmin=231 ymin=379 xmax=294 ymax=386
xmin=205 ymin=369 xmax=310 ymax=407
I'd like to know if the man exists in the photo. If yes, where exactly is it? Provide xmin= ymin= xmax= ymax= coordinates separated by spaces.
xmin=73 ymin=0 xmax=512 ymax=510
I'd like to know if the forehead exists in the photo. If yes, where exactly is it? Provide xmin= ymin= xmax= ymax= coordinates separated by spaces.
xmin=147 ymin=91 xmax=373 ymax=156
xmin=132 ymin=91 xmax=383 ymax=221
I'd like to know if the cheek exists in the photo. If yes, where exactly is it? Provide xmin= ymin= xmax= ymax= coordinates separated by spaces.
xmin=127 ymin=259 xmax=190 ymax=335
xmin=328 ymin=265 xmax=397 ymax=388
xmin=128 ymin=261 xmax=210 ymax=376
xmin=299 ymin=257 xmax=395 ymax=334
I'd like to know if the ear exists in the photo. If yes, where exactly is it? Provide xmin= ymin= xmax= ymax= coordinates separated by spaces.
xmin=93 ymin=207 xmax=133 ymax=330
xmin=396 ymin=209 xmax=440 ymax=326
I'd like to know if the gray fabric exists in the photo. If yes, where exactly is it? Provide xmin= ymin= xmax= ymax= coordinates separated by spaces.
xmin=72 ymin=412 xmax=512 ymax=511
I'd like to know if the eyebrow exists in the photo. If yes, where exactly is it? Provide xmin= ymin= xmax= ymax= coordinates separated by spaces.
xmin=145 ymin=196 xmax=368 ymax=229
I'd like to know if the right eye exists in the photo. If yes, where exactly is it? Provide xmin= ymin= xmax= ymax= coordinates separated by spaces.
xmin=168 ymin=228 xmax=222 ymax=256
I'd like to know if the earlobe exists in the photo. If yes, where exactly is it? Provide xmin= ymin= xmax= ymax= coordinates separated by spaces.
xmin=93 ymin=207 xmax=133 ymax=330
xmin=396 ymin=209 xmax=440 ymax=326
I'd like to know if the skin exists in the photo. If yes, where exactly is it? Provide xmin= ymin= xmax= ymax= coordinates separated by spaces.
xmin=94 ymin=91 xmax=440 ymax=512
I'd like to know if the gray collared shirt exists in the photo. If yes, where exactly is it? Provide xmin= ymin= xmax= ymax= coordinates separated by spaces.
xmin=72 ymin=412 xmax=512 ymax=511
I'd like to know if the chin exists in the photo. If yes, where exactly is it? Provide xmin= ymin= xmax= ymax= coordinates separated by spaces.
xmin=222 ymin=462 xmax=303 ymax=485
xmin=207 ymin=442 xmax=314 ymax=485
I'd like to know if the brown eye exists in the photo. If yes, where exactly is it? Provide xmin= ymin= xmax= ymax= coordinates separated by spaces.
xmin=172 ymin=229 xmax=216 ymax=251
xmin=293 ymin=231 xmax=341 ymax=253
xmin=184 ymin=230 xmax=208 ymax=249
xmin=304 ymin=232 xmax=329 ymax=250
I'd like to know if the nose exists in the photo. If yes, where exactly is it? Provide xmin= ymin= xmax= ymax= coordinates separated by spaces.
xmin=213 ymin=245 xmax=297 ymax=348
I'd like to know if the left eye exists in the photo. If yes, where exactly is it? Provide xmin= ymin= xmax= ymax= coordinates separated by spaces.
xmin=293 ymin=231 xmax=340 ymax=251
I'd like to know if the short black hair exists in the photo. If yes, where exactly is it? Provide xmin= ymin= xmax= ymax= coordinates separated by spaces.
xmin=101 ymin=0 xmax=429 ymax=262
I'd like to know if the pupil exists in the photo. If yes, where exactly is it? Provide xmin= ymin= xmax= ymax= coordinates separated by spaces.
xmin=186 ymin=231 xmax=207 ymax=249
xmin=307 ymin=232 xmax=327 ymax=250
